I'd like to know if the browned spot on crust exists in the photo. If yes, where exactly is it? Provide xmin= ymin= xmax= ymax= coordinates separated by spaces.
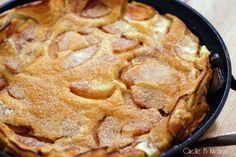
xmin=0 ymin=21 xmax=17 ymax=38
xmin=158 ymin=109 xmax=169 ymax=117
xmin=6 ymin=124 xmax=32 ymax=137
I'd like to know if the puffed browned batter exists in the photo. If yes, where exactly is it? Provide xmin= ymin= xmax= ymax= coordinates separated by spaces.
xmin=0 ymin=0 xmax=212 ymax=156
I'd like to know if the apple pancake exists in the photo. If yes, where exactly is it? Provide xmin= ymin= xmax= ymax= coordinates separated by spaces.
xmin=0 ymin=0 xmax=212 ymax=156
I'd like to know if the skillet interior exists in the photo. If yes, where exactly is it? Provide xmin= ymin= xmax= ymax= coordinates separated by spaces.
xmin=0 ymin=0 xmax=232 ymax=157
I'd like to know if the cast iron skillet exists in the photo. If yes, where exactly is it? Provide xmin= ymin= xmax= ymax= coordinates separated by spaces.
xmin=0 ymin=0 xmax=236 ymax=157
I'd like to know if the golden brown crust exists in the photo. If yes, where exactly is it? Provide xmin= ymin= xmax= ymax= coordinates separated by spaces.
xmin=0 ymin=0 xmax=212 ymax=157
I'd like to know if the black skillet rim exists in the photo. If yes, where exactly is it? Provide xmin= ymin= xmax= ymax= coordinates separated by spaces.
xmin=0 ymin=0 xmax=233 ymax=157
